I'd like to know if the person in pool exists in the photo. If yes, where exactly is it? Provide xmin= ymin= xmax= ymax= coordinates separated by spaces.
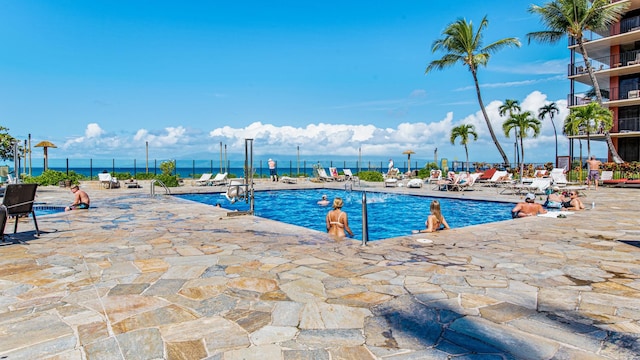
xmin=511 ymin=193 xmax=547 ymax=218
xmin=417 ymin=200 xmax=450 ymax=233
xmin=317 ymin=194 xmax=330 ymax=206
xmin=326 ymin=197 xmax=353 ymax=238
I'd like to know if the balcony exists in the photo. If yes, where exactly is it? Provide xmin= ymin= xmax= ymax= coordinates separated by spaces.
xmin=620 ymin=117 xmax=640 ymax=131
xmin=569 ymin=50 xmax=640 ymax=84
xmin=568 ymin=86 xmax=640 ymax=106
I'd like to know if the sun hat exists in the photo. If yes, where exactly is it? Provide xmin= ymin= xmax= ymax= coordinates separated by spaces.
xmin=268 ymin=158 xmax=272 ymax=161
xmin=525 ymin=193 xmax=535 ymax=201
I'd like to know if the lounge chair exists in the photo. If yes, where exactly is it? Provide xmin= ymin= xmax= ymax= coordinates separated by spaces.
xmin=406 ymin=178 xmax=424 ymax=188
xmin=599 ymin=171 xmax=613 ymax=185
xmin=125 ymin=179 xmax=140 ymax=188
xmin=426 ymin=169 xmax=442 ymax=184
xmin=384 ymin=178 xmax=399 ymax=187
xmin=502 ymin=177 xmax=551 ymax=195
xmin=450 ymin=172 xmax=482 ymax=191
xmin=343 ymin=169 xmax=360 ymax=184
xmin=317 ymin=168 xmax=334 ymax=182
xmin=98 ymin=173 xmax=120 ymax=189
xmin=195 ymin=173 xmax=213 ymax=186
xmin=550 ymin=168 xmax=587 ymax=194
xmin=476 ymin=168 xmax=496 ymax=183
xmin=2 ymin=183 xmax=39 ymax=238
xmin=209 ymin=172 xmax=228 ymax=186
xmin=329 ymin=167 xmax=345 ymax=181
xmin=280 ymin=176 xmax=297 ymax=184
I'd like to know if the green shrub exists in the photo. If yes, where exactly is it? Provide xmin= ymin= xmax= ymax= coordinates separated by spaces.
xmin=134 ymin=173 xmax=156 ymax=180
xmin=154 ymin=174 xmax=179 ymax=187
xmin=358 ymin=171 xmax=384 ymax=182
xmin=159 ymin=160 xmax=176 ymax=175
xmin=22 ymin=169 xmax=85 ymax=186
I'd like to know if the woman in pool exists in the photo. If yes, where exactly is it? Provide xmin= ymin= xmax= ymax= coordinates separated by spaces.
xmin=418 ymin=200 xmax=450 ymax=233
xmin=326 ymin=197 xmax=354 ymax=238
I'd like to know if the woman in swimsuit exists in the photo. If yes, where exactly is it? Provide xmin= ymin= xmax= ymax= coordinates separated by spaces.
xmin=419 ymin=200 xmax=450 ymax=233
xmin=326 ymin=197 xmax=354 ymax=238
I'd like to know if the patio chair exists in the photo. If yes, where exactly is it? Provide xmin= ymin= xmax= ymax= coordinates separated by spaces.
xmin=280 ymin=176 xmax=297 ymax=184
xmin=2 ymin=183 xmax=39 ymax=237
xmin=195 ymin=173 xmax=213 ymax=186
xmin=317 ymin=168 xmax=334 ymax=182
xmin=98 ymin=173 xmax=120 ymax=189
xmin=406 ymin=178 xmax=424 ymax=188
xmin=426 ymin=169 xmax=442 ymax=184
xmin=600 ymin=171 xmax=613 ymax=185
xmin=343 ymin=169 xmax=360 ymax=184
xmin=329 ymin=167 xmax=345 ymax=181
xmin=450 ymin=173 xmax=482 ymax=191
xmin=209 ymin=172 xmax=228 ymax=186
xmin=482 ymin=170 xmax=508 ymax=187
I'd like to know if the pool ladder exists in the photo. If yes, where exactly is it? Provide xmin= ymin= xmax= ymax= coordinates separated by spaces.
xmin=150 ymin=179 xmax=171 ymax=196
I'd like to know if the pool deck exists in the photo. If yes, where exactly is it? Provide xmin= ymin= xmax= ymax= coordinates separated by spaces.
xmin=1 ymin=179 xmax=639 ymax=359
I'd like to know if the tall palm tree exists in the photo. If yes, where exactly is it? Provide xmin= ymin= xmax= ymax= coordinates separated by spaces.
xmin=503 ymin=111 xmax=541 ymax=180
xmin=538 ymin=102 xmax=560 ymax=167
xmin=499 ymin=99 xmax=522 ymax=167
xmin=564 ymin=102 xmax=613 ymax=158
xmin=450 ymin=124 xmax=478 ymax=172
xmin=426 ymin=16 xmax=520 ymax=166
xmin=527 ymin=0 xmax=628 ymax=163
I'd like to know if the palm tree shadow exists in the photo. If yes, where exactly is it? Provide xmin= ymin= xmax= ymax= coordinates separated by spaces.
xmin=367 ymin=294 xmax=640 ymax=358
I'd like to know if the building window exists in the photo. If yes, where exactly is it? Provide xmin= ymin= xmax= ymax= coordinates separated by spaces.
xmin=618 ymin=138 xmax=640 ymax=162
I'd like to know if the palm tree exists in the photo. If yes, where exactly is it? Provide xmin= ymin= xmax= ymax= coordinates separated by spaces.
xmin=564 ymin=102 xmax=613 ymax=158
xmin=426 ymin=16 xmax=520 ymax=166
xmin=499 ymin=99 xmax=522 ymax=167
xmin=503 ymin=111 xmax=541 ymax=180
xmin=527 ymin=0 xmax=628 ymax=163
xmin=538 ymin=102 xmax=560 ymax=167
xmin=450 ymin=124 xmax=478 ymax=172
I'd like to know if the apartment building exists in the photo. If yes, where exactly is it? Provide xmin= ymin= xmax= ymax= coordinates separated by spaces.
xmin=568 ymin=0 xmax=640 ymax=162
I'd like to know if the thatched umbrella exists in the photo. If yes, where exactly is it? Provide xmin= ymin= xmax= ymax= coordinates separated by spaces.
xmin=35 ymin=141 xmax=57 ymax=171
xmin=403 ymin=150 xmax=416 ymax=173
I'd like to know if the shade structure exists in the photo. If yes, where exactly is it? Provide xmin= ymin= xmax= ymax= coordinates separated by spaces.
xmin=34 ymin=141 xmax=57 ymax=172
xmin=402 ymin=150 xmax=416 ymax=173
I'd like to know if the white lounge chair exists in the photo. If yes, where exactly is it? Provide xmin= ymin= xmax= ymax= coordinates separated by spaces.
xmin=406 ymin=178 xmax=424 ymax=188
xmin=343 ymin=169 xmax=359 ymax=184
xmin=195 ymin=173 xmax=213 ymax=186
xmin=98 ymin=173 xmax=120 ymax=189
xmin=329 ymin=167 xmax=345 ymax=181
xmin=550 ymin=168 xmax=587 ymax=194
xmin=209 ymin=172 xmax=228 ymax=186
xmin=450 ymin=172 xmax=481 ymax=191
xmin=426 ymin=170 xmax=442 ymax=184
xmin=280 ymin=176 xmax=297 ymax=184
xmin=317 ymin=168 xmax=334 ymax=182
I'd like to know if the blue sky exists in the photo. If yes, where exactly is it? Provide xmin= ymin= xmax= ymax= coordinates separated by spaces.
xmin=0 ymin=0 xmax=606 ymax=166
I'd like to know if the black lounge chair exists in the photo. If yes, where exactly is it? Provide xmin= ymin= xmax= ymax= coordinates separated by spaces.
xmin=1 ymin=184 xmax=39 ymax=238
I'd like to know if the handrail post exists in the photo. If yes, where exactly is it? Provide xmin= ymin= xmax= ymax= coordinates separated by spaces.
xmin=361 ymin=191 xmax=368 ymax=246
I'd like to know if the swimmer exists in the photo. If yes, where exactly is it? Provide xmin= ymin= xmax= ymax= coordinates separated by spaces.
xmin=317 ymin=194 xmax=330 ymax=206
xmin=326 ymin=197 xmax=353 ymax=238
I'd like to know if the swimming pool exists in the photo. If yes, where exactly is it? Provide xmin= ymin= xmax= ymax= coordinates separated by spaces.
xmin=175 ymin=189 xmax=514 ymax=241
xmin=33 ymin=205 xmax=66 ymax=216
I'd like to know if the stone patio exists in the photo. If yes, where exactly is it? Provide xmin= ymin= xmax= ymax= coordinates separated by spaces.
xmin=0 ymin=179 xmax=639 ymax=359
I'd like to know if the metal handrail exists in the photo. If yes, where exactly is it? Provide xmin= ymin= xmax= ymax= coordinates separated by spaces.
xmin=150 ymin=179 xmax=170 ymax=196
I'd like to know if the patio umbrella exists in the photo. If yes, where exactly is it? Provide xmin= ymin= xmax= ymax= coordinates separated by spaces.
xmin=34 ymin=141 xmax=57 ymax=172
xmin=403 ymin=150 xmax=416 ymax=173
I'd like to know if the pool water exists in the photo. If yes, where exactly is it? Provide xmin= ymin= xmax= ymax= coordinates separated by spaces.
xmin=175 ymin=189 xmax=514 ymax=241
xmin=33 ymin=205 xmax=66 ymax=216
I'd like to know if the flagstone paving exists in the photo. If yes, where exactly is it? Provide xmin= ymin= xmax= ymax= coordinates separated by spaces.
xmin=0 ymin=179 xmax=639 ymax=359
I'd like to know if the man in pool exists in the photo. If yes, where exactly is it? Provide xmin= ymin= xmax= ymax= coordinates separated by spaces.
xmin=65 ymin=185 xmax=90 ymax=211
xmin=511 ymin=193 xmax=547 ymax=218
xmin=317 ymin=194 xmax=329 ymax=206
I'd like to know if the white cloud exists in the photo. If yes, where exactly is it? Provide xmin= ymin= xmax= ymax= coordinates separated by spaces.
xmin=51 ymin=90 xmax=574 ymax=164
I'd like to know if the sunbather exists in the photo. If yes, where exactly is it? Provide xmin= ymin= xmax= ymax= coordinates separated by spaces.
xmin=562 ymin=191 xmax=585 ymax=211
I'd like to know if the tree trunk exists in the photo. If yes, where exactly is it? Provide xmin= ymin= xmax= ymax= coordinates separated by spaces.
xmin=577 ymin=38 xmax=624 ymax=163
xmin=471 ymin=70 xmax=509 ymax=166
xmin=520 ymin=134 xmax=525 ymax=182
xmin=465 ymin=145 xmax=469 ymax=173
xmin=551 ymin=116 xmax=558 ymax=167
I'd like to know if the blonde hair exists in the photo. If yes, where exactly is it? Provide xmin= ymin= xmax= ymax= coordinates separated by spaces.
xmin=430 ymin=200 xmax=443 ymax=223
xmin=333 ymin=197 xmax=344 ymax=209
